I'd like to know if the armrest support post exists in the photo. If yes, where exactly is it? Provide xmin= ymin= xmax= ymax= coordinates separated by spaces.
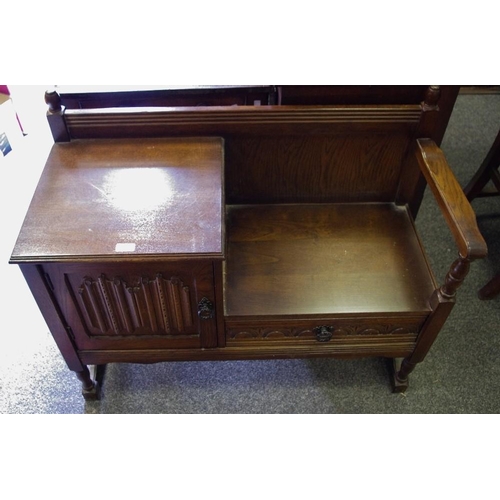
xmin=415 ymin=138 xmax=488 ymax=261
xmin=440 ymin=256 xmax=470 ymax=299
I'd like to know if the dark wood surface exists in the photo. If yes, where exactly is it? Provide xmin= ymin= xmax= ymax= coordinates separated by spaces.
xmin=416 ymin=138 xmax=487 ymax=260
xmin=464 ymin=128 xmax=500 ymax=298
xmin=11 ymin=137 xmax=224 ymax=263
xmin=278 ymin=85 xmax=429 ymax=105
xmin=55 ymin=85 xmax=277 ymax=108
xmin=61 ymin=105 xmax=422 ymax=140
xmin=78 ymin=340 xmax=417 ymax=365
xmin=10 ymin=85 xmax=486 ymax=396
xmin=41 ymin=260 xmax=219 ymax=351
xmin=396 ymin=86 xmax=460 ymax=218
xmin=19 ymin=264 xmax=85 ymax=372
xmin=224 ymin=203 xmax=436 ymax=318
xmin=225 ymin=129 xmax=418 ymax=204
xmin=479 ymin=273 xmax=500 ymax=299
xmin=464 ymin=127 xmax=500 ymax=200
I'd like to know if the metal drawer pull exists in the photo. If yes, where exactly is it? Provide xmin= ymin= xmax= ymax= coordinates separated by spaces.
xmin=314 ymin=325 xmax=333 ymax=342
xmin=198 ymin=297 xmax=214 ymax=320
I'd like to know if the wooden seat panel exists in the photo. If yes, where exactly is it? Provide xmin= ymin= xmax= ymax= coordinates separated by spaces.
xmin=224 ymin=203 xmax=436 ymax=318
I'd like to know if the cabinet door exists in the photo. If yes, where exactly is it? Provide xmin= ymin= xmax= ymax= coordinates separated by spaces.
xmin=44 ymin=261 xmax=217 ymax=350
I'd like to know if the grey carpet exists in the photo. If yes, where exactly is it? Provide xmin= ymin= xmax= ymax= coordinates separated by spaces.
xmin=1 ymin=93 xmax=499 ymax=413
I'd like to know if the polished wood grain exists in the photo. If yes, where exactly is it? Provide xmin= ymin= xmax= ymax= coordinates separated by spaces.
xmin=39 ymin=259 xmax=219 ymax=351
xmin=10 ymin=85 xmax=485 ymax=397
xmin=59 ymin=105 xmax=424 ymax=207
xmin=416 ymin=138 xmax=487 ymax=260
xmin=19 ymin=264 xmax=84 ymax=371
xmin=416 ymin=86 xmax=460 ymax=147
xmin=11 ymin=137 xmax=224 ymax=263
xmin=225 ymin=316 xmax=424 ymax=355
xmin=225 ymin=132 xmax=417 ymax=204
xmin=393 ymin=136 xmax=487 ymax=386
xmin=224 ymin=203 xmax=436 ymax=318
xmin=78 ymin=339 xmax=417 ymax=365
xmin=396 ymin=86 xmax=460 ymax=217
xmin=395 ymin=288 xmax=456 ymax=384
xmin=62 ymin=105 xmax=422 ymax=140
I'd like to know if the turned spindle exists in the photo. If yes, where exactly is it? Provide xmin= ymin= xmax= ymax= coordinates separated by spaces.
xmin=440 ymin=256 xmax=471 ymax=299
xmin=45 ymin=89 xmax=62 ymax=113
xmin=44 ymin=89 xmax=70 ymax=141
xmin=422 ymin=85 xmax=441 ymax=111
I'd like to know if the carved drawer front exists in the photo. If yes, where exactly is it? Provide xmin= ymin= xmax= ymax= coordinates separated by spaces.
xmin=225 ymin=317 xmax=425 ymax=357
xmin=46 ymin=261 xmax=217 ymax=350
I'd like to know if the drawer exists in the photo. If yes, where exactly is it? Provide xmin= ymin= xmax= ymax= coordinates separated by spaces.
xmin=225 ymin=316 xmax=425 ymax=356
xmin=42 ymin=261 xmax=218 ymax=351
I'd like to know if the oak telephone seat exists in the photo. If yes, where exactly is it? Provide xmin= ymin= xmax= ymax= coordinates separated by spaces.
xmin=10 ymin=86 xmax=487 ymax=400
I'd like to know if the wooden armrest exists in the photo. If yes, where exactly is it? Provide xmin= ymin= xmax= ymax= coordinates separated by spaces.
xmin=416 ymin=138 xmax=487 ymax=260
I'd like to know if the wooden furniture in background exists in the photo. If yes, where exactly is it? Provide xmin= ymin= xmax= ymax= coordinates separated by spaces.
xmin=53 ymin=85 xmax=278 ymax=109
xmin=10 ymin=85 xmax=487 ymax=399
xmin=464 ymin=128 xmax=500 ymax=201
xmin=464 ymin=128 xmax=500 ymax=299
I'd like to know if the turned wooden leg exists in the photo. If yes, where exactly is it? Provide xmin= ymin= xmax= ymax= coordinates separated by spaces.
xmin=390 ymin=258 xmax=477 ymax=393
xmin=75 ymin=365 xmax=101 ymax=401
xmin=391 ymin=358 xmax=417 ymax=393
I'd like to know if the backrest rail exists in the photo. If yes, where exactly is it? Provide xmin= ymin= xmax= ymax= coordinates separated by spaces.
xmin=63 ymin=105 xmax=422 ymax=139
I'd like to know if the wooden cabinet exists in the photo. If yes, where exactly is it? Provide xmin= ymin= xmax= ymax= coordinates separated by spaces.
xmin=10 ymin=86 xmax=488 ymax=399
xmin=41 ymin=260 xmax=218 ymax=351
xmin=11 ymin=136 xmax=225 ymax=398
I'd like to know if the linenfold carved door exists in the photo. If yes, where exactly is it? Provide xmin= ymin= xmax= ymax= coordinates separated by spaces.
xmin=42 ymin=261 xmax=218 ymax=350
